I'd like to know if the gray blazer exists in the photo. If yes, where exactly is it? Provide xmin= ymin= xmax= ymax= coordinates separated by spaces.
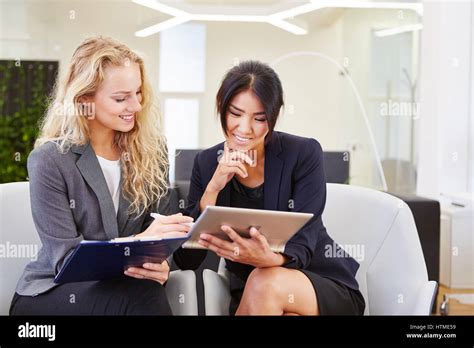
xmin=15 ymin=141 xmax=173 ymax=296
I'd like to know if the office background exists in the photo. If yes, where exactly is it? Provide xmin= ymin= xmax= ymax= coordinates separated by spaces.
xmin=0 ymin=0 xmax=473 ymax=315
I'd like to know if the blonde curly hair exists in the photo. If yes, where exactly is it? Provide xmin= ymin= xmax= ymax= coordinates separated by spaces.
xmin=36 ymin=36 xmax=169 ymax=217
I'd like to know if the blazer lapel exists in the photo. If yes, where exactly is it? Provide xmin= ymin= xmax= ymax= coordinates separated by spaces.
xmin=264 ymin=133 xmax=284 ymax=211
xmin=73 ymin=144 xmax=119 ymax=240
xmin=116 ymin=177 xmax=130 ymax=236
xmin=213 ymin=145 xmax=231 ymax=207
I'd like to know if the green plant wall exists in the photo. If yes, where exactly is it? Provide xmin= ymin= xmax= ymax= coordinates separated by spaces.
xmin=0 ymin=60 xmax=58 ymax=183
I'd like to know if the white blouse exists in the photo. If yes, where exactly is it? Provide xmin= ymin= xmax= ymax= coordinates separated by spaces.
xmin=96 ymin=155 xmax=121 ymax=214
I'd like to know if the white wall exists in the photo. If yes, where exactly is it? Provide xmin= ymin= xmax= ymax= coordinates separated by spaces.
xmin=199 ymin=19 xmax=344 ymax=150
xmin=470 ymin=1 xmax=474 ymax=194
xmin=0 ymin=0 xmax=163 ymax=102
xmin=417 ymin=0 xmax=473 ymax=198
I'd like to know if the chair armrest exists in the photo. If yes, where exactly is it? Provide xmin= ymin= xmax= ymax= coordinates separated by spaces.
xmin=166 ymin=270 xmax=198 ymax=315
xmin=203 ymin=269 xmax=231 ymax=315
xmin=413 ymin=281 xmax=438 ymax=315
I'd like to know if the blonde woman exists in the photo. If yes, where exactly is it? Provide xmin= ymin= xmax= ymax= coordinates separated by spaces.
xmin=9 ymin=36 xmax=192 ymax=315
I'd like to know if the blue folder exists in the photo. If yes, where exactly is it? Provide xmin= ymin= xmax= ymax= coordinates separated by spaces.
xmin=54 ymin=236 xmax=188 ymax=284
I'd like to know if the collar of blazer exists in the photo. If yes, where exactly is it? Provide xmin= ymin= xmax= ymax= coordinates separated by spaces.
xmin=71 ymin=143 xmax=130 ymax=240
xmin=216 ymin=131 xmax=284 ymax=211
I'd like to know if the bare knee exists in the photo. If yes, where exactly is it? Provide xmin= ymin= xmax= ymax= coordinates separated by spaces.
xmin=237 ymin=267 xmax=285 ymax=315
xmin=237 ymin=267 xmax=319 ymax=316
xmin=246 ymin=267 xmax=283 ymax=294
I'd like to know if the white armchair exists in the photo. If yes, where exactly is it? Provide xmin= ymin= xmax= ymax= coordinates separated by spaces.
xmin=0 ymin=182 xmax=198 ymax=315
xmin=203 ymin=183 xmax=438 ymax=315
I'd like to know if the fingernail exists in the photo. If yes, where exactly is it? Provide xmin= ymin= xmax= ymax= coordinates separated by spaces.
xmin=201 ymin=234 xmax=208 ymax=239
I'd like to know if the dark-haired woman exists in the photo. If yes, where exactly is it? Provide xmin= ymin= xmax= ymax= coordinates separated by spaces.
xmin=174 ymin=61 xmax=365 ymax=316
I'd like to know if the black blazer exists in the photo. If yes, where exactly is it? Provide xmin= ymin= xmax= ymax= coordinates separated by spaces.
xmin=174 ymin=131 xmax=360 ymax=291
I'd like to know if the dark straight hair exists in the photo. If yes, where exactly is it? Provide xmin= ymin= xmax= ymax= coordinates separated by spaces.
xmin=216 ymin=60 xmax=284 ymax=138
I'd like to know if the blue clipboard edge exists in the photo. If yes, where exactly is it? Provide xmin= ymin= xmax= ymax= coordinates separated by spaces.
xmin=53 ymin=235 xmax=188 ymax=284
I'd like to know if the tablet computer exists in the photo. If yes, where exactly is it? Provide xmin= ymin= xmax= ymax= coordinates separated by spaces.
xmin=182 ymin=206 xmax=313 ymax=252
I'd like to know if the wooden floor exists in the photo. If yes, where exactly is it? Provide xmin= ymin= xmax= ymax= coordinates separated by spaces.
xmin=434 ymin=284 xmax=474 ymax=315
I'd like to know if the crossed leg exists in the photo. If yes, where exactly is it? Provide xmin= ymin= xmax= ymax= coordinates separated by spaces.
xmin=235 ymin=267 xmax=319 ymax=316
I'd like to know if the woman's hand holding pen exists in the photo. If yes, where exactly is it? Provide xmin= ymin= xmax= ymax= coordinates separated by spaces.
xmin=136 ymin=213 xmax=193 ymax=239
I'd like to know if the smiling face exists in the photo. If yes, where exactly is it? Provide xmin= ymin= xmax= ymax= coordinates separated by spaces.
xmin=87 ymin=62 xmax=143 ymax=134
xmin=224 ymin=89 xmax=269 ymax=152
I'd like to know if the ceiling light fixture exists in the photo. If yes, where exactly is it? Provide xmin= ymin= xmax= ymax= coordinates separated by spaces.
xmin=132 ymin=0 xmax=423 ymax=37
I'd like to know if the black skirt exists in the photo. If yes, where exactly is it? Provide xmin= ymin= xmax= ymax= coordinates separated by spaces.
xmin=10 ymin=277 xmax=172 ymax=316
xmin=229 ymin=269 xmax=365 ymax=316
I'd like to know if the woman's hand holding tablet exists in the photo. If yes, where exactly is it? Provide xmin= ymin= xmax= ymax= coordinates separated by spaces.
xmin=199 ymin=225 xmax=288 ymax=268
xmin=182 ymin=206 xmax=313 ymax=268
